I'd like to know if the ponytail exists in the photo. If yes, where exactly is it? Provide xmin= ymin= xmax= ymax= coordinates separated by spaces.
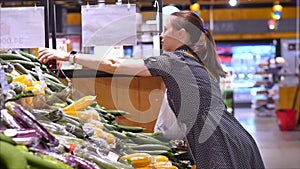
xmin=193 ymin=28 xmax=227 ymax=80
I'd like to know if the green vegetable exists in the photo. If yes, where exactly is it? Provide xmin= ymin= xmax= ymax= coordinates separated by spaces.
xmin=40 ymin=154 xmax=73 ymax=169
xmin=115 ymin=124 xmax=145 ymax=133
xmin=43 ymin=72 xmax=64 ymax=84
xmin=103 ymin=113 xmax=116 ymax=122
xmin=0 ymin=134 xmax=16 ymax=145
xmin=0 ymin=53 xmax=31 ymax=61
xmin=11 ymin=62 xmax=30 ymax=75
xmin=18 ymin=50 xmax=41 ymax=63
xmin=6 ymin=91 xmax=35 ymax=101
xmin=108 ymin=130 xmax=128 ymax=139
xmin=20 ymin=151 xmax=66 ymax=169
xmin=83 ymin=153 xmax=134 ymax=169
xmin=0 ymin=141 xmax=28 ymax=169
xmin=126 ymin=144 xmax=171 ymax=151
xmin=103 ymin=123 xmax=118 ymax=131
xmin=45 ymin=79 xmax=66 ymax=92
xmin=125 ymin=132 xmax=169 ymax=146
xmin=3 ymin=59 xmax=39 ymax=70
xmin=10 ymin=82 xmax=23 ymax=94
xmin=5 ymin=73 xmax=13 ymax=84
xmin=106 ymin=109 xmax=129 ymax=116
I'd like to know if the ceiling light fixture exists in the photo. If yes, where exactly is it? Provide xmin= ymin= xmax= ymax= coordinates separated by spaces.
xmin=228 ymin=0 xmax=237 ymax=7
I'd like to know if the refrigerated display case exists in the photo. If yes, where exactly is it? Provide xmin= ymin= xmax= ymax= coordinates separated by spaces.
xmin=217 ymin=40 xmax=277 ymax=107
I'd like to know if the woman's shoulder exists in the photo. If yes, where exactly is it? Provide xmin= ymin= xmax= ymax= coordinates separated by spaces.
xmin=162 ymin=51 xmax=185 ymax=59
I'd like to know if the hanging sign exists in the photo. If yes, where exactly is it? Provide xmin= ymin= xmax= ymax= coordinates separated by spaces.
xmin=0 ymin=7 xmax=45 ymax=49
xmin=81 ymin=4 xmax=136 ymax=47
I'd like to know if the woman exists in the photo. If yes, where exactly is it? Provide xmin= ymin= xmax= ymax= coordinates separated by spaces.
xmin=39 ymin=11 xmax=265 ymax=169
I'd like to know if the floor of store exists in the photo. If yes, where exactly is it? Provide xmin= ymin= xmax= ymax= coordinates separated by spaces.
xmin=235 ymin=108 xmax=300 ymax=169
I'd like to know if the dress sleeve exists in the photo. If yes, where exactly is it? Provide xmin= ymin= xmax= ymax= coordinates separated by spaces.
xmin=144 ymin=52 xmax=182 ymax=77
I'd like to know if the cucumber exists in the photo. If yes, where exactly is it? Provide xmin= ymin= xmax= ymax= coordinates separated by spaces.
xmin=18 ymin=50 xmax=41 ymax=63
xmin=106 ymin=109 xmax=129 ymax=116
xmin=84 ymin=153 xmax=134 ymax=169
xmin=11 ymin=62 xmax=30 ymax=74
xmin=45 ymin=78 xmax=66 ymax=92
xmin=46 ymin=81 xmax=64 ymax=93
xmin=20 ymin=151 xmax=65 ymax=169
xmin=0 ymin=134 xmax=16 ymax=145
xmin=91 ymin=106 xmax=108 ymax=115
xmin=103 ymin=113 xmax=116 ymax=122
xmin=58 ymin=116 xmax=84 ymax=127
xmin=100 ymin=116 xmax=109 ymax=124
xmin=108 ymin=130 xmax=128 ymax=139
xmin=0 ymin=53 xmax=31 ymax=61
xmin=115 ymin=124 xmax=145 ymax=133
xmin=0 ymin=141 xmax=28 ymax=169
xmin=43 ymin=72 xmax=63 ymax=84
xmin=3 ymin=60 xmax=38 ymax=70
xmin=126 ymin=144 xmax=171 ymax=151
xmin=103 ymin=123 xmax=118 ymax=131
xmin=128 ymin=134 xmax=169 ymax=146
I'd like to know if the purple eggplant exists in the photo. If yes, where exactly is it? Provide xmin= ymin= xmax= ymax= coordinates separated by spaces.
xmin=1 ymin=109 xmax=24 ymax=129
xmin=0 ymin=128 xmax=40 ymax=137
xmin=6 ymin=102 xmax=59 ymax=146
xmin=0 ymin=128 xmax=42 ymax=144
xmin=13 ymin=136 xmax=41 ymax=145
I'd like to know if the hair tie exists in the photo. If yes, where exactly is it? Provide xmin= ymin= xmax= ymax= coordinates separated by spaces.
xmin=200 ymin=26 xmax=208 ymax=33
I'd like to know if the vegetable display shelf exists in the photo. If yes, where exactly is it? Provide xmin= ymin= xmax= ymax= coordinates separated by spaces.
xmin=0 ymin=50 xmax=193 ymax=169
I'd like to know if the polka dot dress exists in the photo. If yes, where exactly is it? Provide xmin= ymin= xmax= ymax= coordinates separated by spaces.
xmin=144 ymin=49 xmax=265 ymax=169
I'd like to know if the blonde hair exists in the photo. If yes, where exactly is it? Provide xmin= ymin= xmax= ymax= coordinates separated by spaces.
xmin=170 ymin=11 xmax=226 ymax=79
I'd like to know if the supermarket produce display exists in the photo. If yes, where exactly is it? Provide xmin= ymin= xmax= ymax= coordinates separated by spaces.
xmin=0 ymin=50 xmax=192 ymax=169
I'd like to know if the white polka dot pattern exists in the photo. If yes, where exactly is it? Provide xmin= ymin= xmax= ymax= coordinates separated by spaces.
xmin=144 ymin=51 xmax=265 ymax=169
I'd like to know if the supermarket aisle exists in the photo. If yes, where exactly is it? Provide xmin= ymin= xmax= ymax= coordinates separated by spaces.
xmin=235 ymin=108 xmax=300 ymax=169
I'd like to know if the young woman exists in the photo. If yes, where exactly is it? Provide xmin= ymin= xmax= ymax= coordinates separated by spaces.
xmin=39 ymin=10 xmax=265 ymax=169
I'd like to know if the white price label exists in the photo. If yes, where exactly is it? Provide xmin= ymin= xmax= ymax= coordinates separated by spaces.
xmin=81 ymin=4 xmax=136 ymax=47
xmin=107 ymin=151 xmax=119 ymax=162
xmin=0 ymin=7 xmax=45 ymax=48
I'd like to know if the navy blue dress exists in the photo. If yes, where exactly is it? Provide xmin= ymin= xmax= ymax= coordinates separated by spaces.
xmin=144 ymin=48 xmax=265 ymax=169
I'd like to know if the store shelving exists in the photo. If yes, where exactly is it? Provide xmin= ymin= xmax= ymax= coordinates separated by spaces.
xmin=252 ymin=58 xmax=284 ymax=116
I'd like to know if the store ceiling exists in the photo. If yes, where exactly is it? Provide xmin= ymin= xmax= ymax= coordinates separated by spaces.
xmin=0 ymin=0 xmax=296 ymax=8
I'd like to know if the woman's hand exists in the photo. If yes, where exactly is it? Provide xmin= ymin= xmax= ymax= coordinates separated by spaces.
xmin=38 ymin=48 xmax=69 ymax=64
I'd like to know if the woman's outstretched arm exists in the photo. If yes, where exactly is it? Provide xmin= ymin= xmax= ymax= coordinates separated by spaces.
xmin=38 ymin=48 xmax=151 ymax=76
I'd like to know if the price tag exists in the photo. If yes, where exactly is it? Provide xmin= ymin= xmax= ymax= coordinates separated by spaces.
xmin=0 ymin=68 xmax=10 ymax=93
xmin=0 ymin=7 xmax=45 ymax=48
xmin=107 ymin=151 xmax=119 ymax=162
xmin=81 ymin=4 xmax=136 ymax=47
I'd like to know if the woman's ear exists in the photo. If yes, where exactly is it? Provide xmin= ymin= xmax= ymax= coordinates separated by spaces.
xmin=178 ymin=28 xmax=189 ymax=43
xmin=178 ymin=28 xmax=186 ymax=38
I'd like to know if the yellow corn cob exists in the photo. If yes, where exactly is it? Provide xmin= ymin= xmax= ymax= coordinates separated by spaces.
xmin=130 ymin=156 xmax=152 ymax=168
xmin=152 ymin=155 xmax=169 ymax=162
xmin=121 ymin=153 xmax=153 ymax=167
xmin=156 ymin=165 xmax=178 ymax=169
xmin=148 ymin=161 xmax=172 ymax=168
xmin=136 ymin=166 xmax=154 ymax=169
xmin=121 ymin=153 xmax=152 ymax=161
xmin=63 ymin=109 xmax=100 ymax=122
xmin=62 ymin=95 xmax=96 ymax=111
xmin=13 ymin=75 xmax=34 ymax=86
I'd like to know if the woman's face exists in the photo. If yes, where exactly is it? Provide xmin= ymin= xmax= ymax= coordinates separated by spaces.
xmin=160 ymin=17 xmax=183 ymax=52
